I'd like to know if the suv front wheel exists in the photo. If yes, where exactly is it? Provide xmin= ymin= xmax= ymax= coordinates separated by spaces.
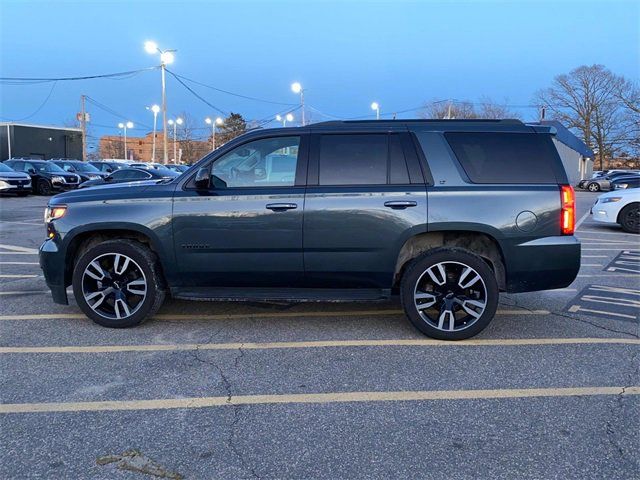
xmin=400 ymin=248 xmax=499 ymax=340
xmin=72 ymin=240 xmax=165 ymax=327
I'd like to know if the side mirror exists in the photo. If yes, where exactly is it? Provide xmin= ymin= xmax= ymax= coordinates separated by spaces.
xmin=194 ymin=167 xmax=211 ymax=189
xmin=106 ymin=167 xmax=113 ymax=173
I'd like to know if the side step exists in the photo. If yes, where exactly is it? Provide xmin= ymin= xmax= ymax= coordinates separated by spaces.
xmin=171 ymin=287 xmax=392 ymax=303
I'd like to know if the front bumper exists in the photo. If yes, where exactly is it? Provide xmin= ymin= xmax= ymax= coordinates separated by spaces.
xmin=504 ymin=236 xmax=581 ymax=293
xmin=39 ymin=238 xmax=69 ymax=304
xmin=591 ymin=201 xmax=619 ymax=225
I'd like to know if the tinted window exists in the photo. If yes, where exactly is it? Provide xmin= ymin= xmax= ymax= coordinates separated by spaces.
xmin=110 ymin=170 xmax=147 ymax=181
xmin=212 ymin=136 xmax=300 ymax=188
xmin=319 ymin=134 xmax=387 ymax=185
xmin=445 ymin=132 xmax=559 ymax=184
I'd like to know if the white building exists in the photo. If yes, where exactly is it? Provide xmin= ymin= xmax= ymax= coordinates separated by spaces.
xmin=534 ymin=120 xmax=594 ymax=185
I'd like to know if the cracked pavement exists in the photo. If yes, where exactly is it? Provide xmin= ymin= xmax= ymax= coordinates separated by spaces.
xmin=1 ymin=192 xmax=639 ymax=479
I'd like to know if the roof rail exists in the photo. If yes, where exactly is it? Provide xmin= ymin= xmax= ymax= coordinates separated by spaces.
xmin=311 ymin=119 xmax=524 ymax=127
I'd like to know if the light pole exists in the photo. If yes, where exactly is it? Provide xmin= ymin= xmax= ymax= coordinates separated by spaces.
xmin=205 ymin=116 xmax=223 ymax=151
xmin=118 ymin=121 xmax=134 ymax=160
xmin=147 ymin=105 xmax=160 ymax=161
xmin=371 ymin=102 xmax=380 ymax=120
xmin=145 ymin=41 xmax=175 ymax=165
xmin=291 ymin=82 xmax=305 ymax=126
xmin=168 ymin=118 xmax=183 ymax=162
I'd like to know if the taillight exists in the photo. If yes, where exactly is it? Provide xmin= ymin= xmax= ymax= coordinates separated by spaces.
xmin=560 ymin=185 xmax=575 ymax=235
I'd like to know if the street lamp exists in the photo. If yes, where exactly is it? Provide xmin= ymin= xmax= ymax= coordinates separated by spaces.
xmin=118 ymin=121 xmax=134 ymax=160
xmin=168 ymin=117 xmax=183 ymax=162
xmin=144 ymin=40 xmax=175 ymax=164
xmin=146 ymin=105 xmax=160 ymax=161
xmin=205 ymin=116 xmax=223 ymax=151
xmin=276 ymin=113 xmax=295 ymax=127
xmin=371 ymin=102 xmax=380 ymax=120
xmin=291 ymin=82 xmax=305 ymax=126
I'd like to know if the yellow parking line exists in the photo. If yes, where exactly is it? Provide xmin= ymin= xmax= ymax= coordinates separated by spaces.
xmin=0 ymin=309 xmax=550 ymax=321
xmin=0 ymin=337 xmax=637 ymax=355
xmin=2 ymin=386 xmax=638 ymax=414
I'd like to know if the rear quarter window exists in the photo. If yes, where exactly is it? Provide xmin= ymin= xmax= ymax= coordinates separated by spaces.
xmin=445 ymin=132 xmax=561 ymax=184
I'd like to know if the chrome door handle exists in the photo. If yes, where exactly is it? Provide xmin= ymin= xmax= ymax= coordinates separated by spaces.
xmin=266 ymin=203 xmax=298 ymax=211
xmin=384 ymin=201 xmax=418 ymax=209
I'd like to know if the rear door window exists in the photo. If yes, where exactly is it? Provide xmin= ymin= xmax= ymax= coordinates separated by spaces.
xmin=318 ymin=134 xmax=388 ymax=186
xmin=444 ymin=132 xmax=560 ymax=184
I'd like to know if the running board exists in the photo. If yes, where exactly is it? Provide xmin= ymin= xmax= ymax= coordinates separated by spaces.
xmin=171 ymin=287 xmax=391 ymax=303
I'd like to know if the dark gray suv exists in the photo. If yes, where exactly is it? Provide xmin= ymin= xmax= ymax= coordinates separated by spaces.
xmin=40 ymin=120 xmax=580 ymax=340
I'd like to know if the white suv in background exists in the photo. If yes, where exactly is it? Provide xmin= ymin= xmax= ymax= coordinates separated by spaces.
xmin=592 ymin=188 xmax=640 ymax=233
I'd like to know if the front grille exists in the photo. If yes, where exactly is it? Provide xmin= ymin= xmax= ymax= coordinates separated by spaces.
xmin=6 ymin=179 xmax=30 ymax=186
xmin=64 ymin=176 xmax=78 ymax=184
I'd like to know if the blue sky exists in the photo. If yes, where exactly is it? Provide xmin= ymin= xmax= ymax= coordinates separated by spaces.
xmin=1 ymin=0 xmax=638 ymax=150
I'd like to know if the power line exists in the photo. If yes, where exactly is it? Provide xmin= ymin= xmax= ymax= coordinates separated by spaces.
xmin=0 ymin=67 xmax=159 ymax=84
xmin=0 ymin=81 xmax=58 ymax=121
xmin=166 ymin=70 xmax=296 ymax=106
xmin=165 ymin=70 xmax=228 ymax=116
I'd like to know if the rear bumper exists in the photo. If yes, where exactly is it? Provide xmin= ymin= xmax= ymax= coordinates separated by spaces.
xmin=39 ymin=238 xmax=69 ymax=305
xmin=504 ymin=236 xmax=580 ymax=293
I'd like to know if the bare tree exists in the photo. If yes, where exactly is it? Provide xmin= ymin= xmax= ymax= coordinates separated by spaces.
xmin=175 ymin=113 xmax=210 ymax=164
xmin=534 ymin=64 xmax=634 ymax=169
xmin=420 ymin=98 xmax=520 ymax=120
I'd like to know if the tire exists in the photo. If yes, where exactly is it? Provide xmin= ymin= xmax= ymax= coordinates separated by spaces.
xmin=72 ymin=239 xmax=165 ymax=328
xmin=400 ymin=247 xmax=499 ymax=340
xmin=619 ymin=202 xmax=640 ymax=234
xmin=587 ymin=182 xmax=600 ymax=192
xmin=36 ymin=179 xmax=52 ymax=195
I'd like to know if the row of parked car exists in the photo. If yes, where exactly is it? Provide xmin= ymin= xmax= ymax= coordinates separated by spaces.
xmin=0 ymin=159 xmax=189 ymax=195
xmin=578 ymin=169 xmax=640 ymax=192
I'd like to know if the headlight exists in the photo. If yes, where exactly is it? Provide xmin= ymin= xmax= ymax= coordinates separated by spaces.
xmin=0 ymin=180 xmax=8 ymax=188
xmin=51 ymin=176 xmax=64 ymax=183
xmin=44 ymin=205 xmax=67 ymax=223
xmin=602 ymin=197 xmax=622 ymax=203
xmin=88 ymin=174 xmax=100 ymax=180
xmin=614 ymin=183 xmax=628 ymax=189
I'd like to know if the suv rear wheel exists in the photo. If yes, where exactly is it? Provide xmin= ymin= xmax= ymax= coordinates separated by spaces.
xmin=400 ymin=248 xmax=498 ymax=340
xmin=72 ymin=240 xmax=165 ymax=327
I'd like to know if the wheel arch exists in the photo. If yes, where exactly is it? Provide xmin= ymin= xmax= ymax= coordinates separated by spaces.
xmin=394 ymin=230 xmax=507 ymax=291
xmin=616 ymin=201 xmax=639 ymax=224
xmin=62 ymin=224 xmax=170 ymax=288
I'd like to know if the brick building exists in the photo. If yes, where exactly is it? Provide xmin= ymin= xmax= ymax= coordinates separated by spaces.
xmin=99 ymin=132 xmax=210 ymax=163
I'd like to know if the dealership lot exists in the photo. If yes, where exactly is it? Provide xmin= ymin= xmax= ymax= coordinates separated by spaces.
xmin=0 ymin=192 xmax=638 ymax=478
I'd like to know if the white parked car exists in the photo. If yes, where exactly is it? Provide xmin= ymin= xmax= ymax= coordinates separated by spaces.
xmin=592 ymin=188 xmax=640 ymax=233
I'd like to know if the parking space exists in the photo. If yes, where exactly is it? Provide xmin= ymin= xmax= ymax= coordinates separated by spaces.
xmin=1 ymin=191 xmax=639 ymax=479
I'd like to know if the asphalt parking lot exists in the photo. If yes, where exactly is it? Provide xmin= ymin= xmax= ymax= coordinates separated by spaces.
xmin=0 ymin=191 xmax=638 ymax=479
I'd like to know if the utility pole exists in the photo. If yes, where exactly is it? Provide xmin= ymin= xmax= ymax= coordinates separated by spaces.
xmin=80 ymin=95 xmax=87 ymax=161
xmin=161 ymin=62 xmax=168 ymax=164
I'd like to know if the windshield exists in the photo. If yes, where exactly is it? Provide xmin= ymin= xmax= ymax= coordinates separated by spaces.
xmin=72 ymin=162 xmax=100 ymax=173
xmin=0 ymin=163 xmax=13 ymax=173
xmin=155 ymin=167 xmax=180 ymax=177
xmin=31 ymin=162 xmax=65 ymax=173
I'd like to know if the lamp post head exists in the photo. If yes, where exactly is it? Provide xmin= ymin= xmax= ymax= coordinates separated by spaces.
xmin=205 ymin=117 xmax=212 ymax=125
xmin=291 ymin=82 xmax=302 ymax=94
xmin=371 ymin=102 xmax=379 ymax=111
xmin=151 ymin=104 xmax=160 ymax=114
xmin=160 ymin=51 xmax=174 ymax=65
xmin=176 ymin=118 xmax=183 ymax=125
xmin=286 ymin=113 xmax=294 ymax=122
xmin=118 ymin=123 xmax=124 ymax=129
xmin=168 ymin=119 xmax=174 ymax=126
xmin=144 ymin=41 xmax=158 ymax=54
xmin=276 ymin=115 xmax=282 ymax=122
xmin=215 ymin=117 xmax=223 ymax=125
xmin=126 ymin=121 xmax=134 ymax=129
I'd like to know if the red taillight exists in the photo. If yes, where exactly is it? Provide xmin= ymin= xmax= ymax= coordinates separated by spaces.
xmin=560 ymin=185 xmax=575 ymax=235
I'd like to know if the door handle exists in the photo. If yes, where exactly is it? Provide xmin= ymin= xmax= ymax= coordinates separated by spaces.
xmin=266 ymin=203 xmax=298 ymax=211
xmin=384 ymin=201 xmax=418 ymax=209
